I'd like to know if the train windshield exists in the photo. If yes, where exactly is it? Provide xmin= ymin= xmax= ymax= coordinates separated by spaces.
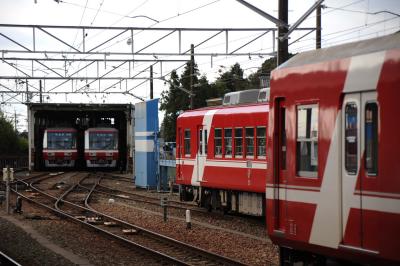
xmin=47 ymin=132 xmax=76 ymax=149
xmin=89 ymin=132 xmax=118 ymax=150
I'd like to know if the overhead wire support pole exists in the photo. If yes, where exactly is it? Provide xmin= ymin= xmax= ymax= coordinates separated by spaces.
xmin=278 ymin=0 xmax=289 ymax=66
xmin=190 ymin=44 xmax=194 ymax=110
xmin=316 ymin=4 xmax=322 ymax=49
xmin=150 ymin=65 xmax=153 ymax=99
xmin=280 ymin=0 xmax=324 ymax=41
xmin=234 ymin=0 xmax=288 ymax=28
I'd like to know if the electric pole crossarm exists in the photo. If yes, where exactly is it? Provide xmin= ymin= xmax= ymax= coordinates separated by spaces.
xmin=235 ymin=0 xmax=289 ymax=28
xmin=0 ymin=32 xmax=32 ymax=51
xmin=87 ymin=29 xmax=128 ymax=53
xmin=1 ymin=59 xmax=31 ymax=77
xmin=182 ymin=31 xmax=224 ymax=54
xmin=37 ymin=27 xmax=81 ymax=53
xmin=229 ymin=30 xmax=271 ymax=54
xmin=136 ymin=30 xmax=176 ymax=54
xmin=280 ymin=0 xmax=324 ymax=41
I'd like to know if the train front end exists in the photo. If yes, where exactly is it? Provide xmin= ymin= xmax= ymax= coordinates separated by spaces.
xmin=84 ymin=128 xmax=119 ymax=168
xmin=42 ymin=128 xmax=78 ymax=167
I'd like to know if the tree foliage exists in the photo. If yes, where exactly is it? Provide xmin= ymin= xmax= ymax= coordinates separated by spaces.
xmin=159 ymin=57 xmax=279 ymax=141
xmin=0 ymin=111 xmax=28 ymax=156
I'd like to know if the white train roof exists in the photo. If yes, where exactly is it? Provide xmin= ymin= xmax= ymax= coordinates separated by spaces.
xmin=279 ymin=32 xmax=400 ymax=69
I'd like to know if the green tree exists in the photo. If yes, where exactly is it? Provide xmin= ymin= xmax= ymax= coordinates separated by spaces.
xmin=0 ymin=111 xmax=20 ymax=155
xmin=247 ymin=56 xmax=277 ymax=88
xmin=213 ymin=63 xmax=249 ymax=96
xmin=160 ymin=69 xmax=189 ymax=142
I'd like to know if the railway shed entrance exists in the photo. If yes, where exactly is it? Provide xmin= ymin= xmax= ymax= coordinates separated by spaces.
xmin=28 ymin=103 xmax=134 ymax=171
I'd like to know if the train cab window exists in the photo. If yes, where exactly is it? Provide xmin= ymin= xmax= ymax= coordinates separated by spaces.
xmin=234 ymin=128 xmax=243 ymax=158
xmin=365 ymin=102 xmax=378 ymax=175
xmin=245 ymin=127 xmax=254 ymax=158
xmin=256 ymin=127 xmax=266 ymax=159
xmin=214 ymin=128 xmax=222 ymax=157
xmin=296 ymin=105 xmax=318 ymax=177
xmin=224 ymin=128 xmax=233 ymax=157
xmin=184 ymin=129 xmax=191 ymax=156
xmin=345 ymin=103 xmax=358 ymax=174
xmin=48 ymin=132 xmax=76 ymax=149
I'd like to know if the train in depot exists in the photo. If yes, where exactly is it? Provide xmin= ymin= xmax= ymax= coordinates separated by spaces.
xmin=176 ymin=88 xmax=269 ymax=216
xmin=42 ymin=128 xmax=77 ymax=167
xmin=84 ymin=127 xmax=119 ymax=168
xmin=28 ymin=103 xmax=132 ymax=171
xmin=42 ymin=127 xmax=119 ymax=168
xmin=266 ymin=33 xmax=400 ymax=265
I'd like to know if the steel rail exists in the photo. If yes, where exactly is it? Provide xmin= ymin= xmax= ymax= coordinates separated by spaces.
xmin=83 ymin=175 xmax=246 ymax=265
xmin=13 ymin=173 xmax=188 ymax=265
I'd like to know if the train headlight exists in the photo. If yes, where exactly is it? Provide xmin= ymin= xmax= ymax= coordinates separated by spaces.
xmin=64 ymin=152 xmax=72 ymax=156
xmin=48 ymin=152 xmax=55 ymax=157
xmin=89 ymin=152 xmax=96 ymax=156
xmin=106 ymin=152 xmax=113 ymax=156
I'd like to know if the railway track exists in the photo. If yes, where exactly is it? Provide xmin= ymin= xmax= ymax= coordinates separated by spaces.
xmin=92 ymin=175 xmax=265 ymax=226
xmin=13 ymin=172 xmax=246 ymax=265
xmin=0 ymin=251 xmax=21 ymax=266
xmin=84 ymin=182 xmax=206 ymax=213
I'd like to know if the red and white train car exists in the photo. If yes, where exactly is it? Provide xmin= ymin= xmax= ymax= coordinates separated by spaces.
xmin=42 ymin=128 xmax=77 ymax=167
xmin=266 ymin=33 xmax=400 ymax=265
xmin=84 ymin=127 xmax=119 ymax=168
xmin=176 ymin=91 xmax=268 ymax=216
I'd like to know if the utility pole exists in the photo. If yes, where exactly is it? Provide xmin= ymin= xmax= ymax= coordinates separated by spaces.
xmin=190 ymin=44 xmax=194 ymax=110
xmin=39 ymin=80 xmax=43 ymax=103
xmin=316 ymin=4 xmax=322 ymax=49
xmin=150 ymin=65 xmax=153 ymax=99
xmin=14 ymin=110 xmax=17 ymax=132
xmin=25 ymin=79 xmax=29 ymax=103
xmin=278 ymin=0 xmax=289 ymax=66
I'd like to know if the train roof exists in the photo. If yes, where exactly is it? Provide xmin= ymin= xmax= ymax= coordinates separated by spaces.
xmin=178 ymin=102 xmax=268 ymax=119
xmin=278 ymin=32 xmax=400 ymax=69
xmin=45 ymin=128 xmax=77 ymax=132
xmin=27 ymin=103 xmax=132 ymax=112
xmin=86 ymin=127 xmax=118 ymax=132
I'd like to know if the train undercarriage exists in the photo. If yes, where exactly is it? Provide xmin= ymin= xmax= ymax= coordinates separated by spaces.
xmin=180 ymin=185 xmax=265 ymax=216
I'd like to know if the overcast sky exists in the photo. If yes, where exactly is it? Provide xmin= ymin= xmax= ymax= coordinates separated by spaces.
xmin=0 ymin=0 xmax=399 ymax=131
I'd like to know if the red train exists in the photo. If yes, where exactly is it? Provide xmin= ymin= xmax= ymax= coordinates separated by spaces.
xmin=176 ymin=89 xmax=269 ymax=216
xmin=84 ymin=127 xmax=119 ymax=168
xmin=176 ymin=33 xmax=399 ymax=264
xmin=266 ymin=33 xmax=400 ymax=265
xmin=42 ymin=128 xmax=77 ymax=167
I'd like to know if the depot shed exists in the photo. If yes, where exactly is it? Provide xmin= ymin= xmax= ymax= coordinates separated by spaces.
xmin=27 ymin=103 xmax=134 ymax=171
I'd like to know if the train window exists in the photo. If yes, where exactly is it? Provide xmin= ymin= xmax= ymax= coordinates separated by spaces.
xmin=47 ymin=132 xmax=76 ymax=149
xmin=365 ymin=102 xmax=378 ymax=175
xmin=199 ymin=129 xmax=203 ymax=154
xmin=345 ymin=103 xmax=358 ymax=174
xmin=280 ymin=107 xmax=287 ymax=170
xmin=296 ymin=105 xmax=318 ymax=178
xmin=256 ymin=127 xmax=266 ymax=159
xmin=184 ymin=129 xmax=191 ymax=156
xmin=234 ymin=128 xmax=243 ymax=158
xmin=224 ymin=128 xmax=233 ymax=157
xmin=89 ymin=132 xmax=118 ymax=150
xmin=214 ymin=128 xmax=222 ymax=157
xmin=245 ymin=127 xmax=254 ymax=158
xmin=204 ymin=129 xmax=208 ymax=154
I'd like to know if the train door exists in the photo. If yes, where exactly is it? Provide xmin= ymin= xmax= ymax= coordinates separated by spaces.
xmin=273 ymin=98 xmax=287 ymax=233
xmin=196 ymin=125 xmax=207 ymax=182
xmin=177 ymin=128 xmax=183 ymax=181
xmin=341 ymin=92 xmax=378 ymax=251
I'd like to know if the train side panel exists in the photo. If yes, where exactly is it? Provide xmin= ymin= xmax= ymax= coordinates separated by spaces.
xmin=267 ymin=33 xmax=400 ymax=265
xmin=176 ymin=104 xmax=268 ymax=215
